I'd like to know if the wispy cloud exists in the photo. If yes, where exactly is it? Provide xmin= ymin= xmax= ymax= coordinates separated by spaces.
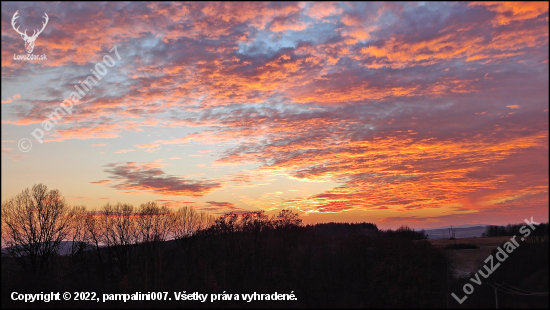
xmin=1 ymin=93 xmax=20 ymax=104
xmin=100 ymin=161 xmax=221 ymax=197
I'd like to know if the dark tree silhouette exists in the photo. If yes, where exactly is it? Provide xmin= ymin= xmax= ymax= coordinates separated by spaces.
xmin=1 ymin=184 xmax=75 ymax=276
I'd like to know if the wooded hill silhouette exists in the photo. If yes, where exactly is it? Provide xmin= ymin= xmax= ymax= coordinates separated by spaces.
xmin=1 ymin=184 xmax=548 ymax=308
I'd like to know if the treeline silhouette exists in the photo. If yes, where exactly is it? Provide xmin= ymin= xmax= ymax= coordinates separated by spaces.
xmin=1 ymin=184 xmax=547 ymax=308
xmin=1 ymin=184 xmax=215 ymax=279
xmin=482 ymin=222 xmax=549 ymax=238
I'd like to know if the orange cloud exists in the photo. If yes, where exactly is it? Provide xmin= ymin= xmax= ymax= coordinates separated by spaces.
xmin=89 ymin=180 xmax=111 ymax=185
xmin=470 ymin=2 xmax=549 ymax=25
xmin=1 ymin=94 xmax=20 ymax=104
xmin=305 ymin=2 xmax=342 ymax=19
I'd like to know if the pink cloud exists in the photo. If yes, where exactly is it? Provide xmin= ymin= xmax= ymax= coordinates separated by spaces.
xmin=1 ymin=94 xmax=20 ymax=104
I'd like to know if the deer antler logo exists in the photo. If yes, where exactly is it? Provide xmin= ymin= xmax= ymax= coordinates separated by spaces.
xmin=11 ymin=10 xmax=49 ymax=54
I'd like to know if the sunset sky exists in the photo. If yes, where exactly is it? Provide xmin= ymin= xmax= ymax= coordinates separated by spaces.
xmin=1 ymin=2 xmax=548 ymax=229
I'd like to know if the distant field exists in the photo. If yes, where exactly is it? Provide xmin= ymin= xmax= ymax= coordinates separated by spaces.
xmin=427 ymin=236 xmax=512 ymax=278
xmin=424 ymin=226 xmax=487 ymax=239
xmin=427 ymin=236 xmax=511 ymax=248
